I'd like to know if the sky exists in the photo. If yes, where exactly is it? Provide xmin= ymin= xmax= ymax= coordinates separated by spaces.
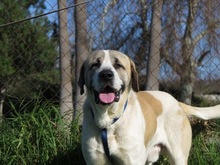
xmin=28 ymin=0 xmax=220 ymax=80
xmin=44 ymin=0 xmax=58 ymax=22
xmin=28 ymin=0 xmax=58 ymax=23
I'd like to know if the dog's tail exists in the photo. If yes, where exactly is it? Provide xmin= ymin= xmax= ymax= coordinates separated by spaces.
xmin=180 ymin=103 xmax=220 ymax=120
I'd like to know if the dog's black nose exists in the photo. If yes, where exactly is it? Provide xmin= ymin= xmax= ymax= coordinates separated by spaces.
xmin=99 ymin=70 xmax=114 ymax=81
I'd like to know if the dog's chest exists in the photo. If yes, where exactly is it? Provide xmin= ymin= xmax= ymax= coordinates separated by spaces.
xmin=104 ymin=124 xmax=147 ymax=164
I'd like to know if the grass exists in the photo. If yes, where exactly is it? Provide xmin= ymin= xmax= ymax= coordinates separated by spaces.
xmin=0 ymin=100 xmax=220 ymax=164
xmin=189 ymin=120 xmax=220 ymax=165
xmin=0 ymin=100 xmax=83 ymax=165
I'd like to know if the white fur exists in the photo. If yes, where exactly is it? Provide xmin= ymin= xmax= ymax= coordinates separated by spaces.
xmin=82 ymin=91 xmax=190 ymax=165
xmin=82 ymin=91 xmax=150 ymax=164
xmin=92 ymin=50 xmax=122 ymax=93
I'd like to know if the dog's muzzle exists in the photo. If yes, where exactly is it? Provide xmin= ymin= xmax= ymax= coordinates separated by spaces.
xmin=94 ymin=69 xmax=124 ymax=105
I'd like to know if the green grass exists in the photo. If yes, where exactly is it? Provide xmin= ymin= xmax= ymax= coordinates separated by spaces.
xmin=0 ymin=100 xmax=83 ymax=165
xmin=189 ymin=121 xmax=220 ymax=165
xmin=1 ymin=100 xmax=220 ymax=165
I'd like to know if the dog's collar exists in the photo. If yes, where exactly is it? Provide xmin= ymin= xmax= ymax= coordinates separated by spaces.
xmin=90 ymin=99 xmax=128 ymax=162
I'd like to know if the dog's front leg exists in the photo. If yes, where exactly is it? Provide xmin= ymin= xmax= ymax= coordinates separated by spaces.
xmin=82 ymin=148 xmax=112 ymax=165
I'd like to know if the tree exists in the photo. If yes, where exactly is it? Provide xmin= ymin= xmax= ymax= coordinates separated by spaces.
xmin=74 ymin=0 xmax=89 ymax=122
xmin=146 ymin=0 xmax=163 ymax=90
xmin=58 ymin=0 xmax=73 ymax=125
xmin=88 ymin=0 xmax=161 ymax=89
xmin=85 ymin=0 xmax=220 ymax=102
xmin=161 ymin=0 xmax=220 ymax=104
xmin=0 ymin=0 xmax=57 ymax=121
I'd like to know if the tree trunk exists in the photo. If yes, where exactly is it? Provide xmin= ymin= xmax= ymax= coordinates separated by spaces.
xmin=179 ymin=67 xmax=195 ymax=105
xmin=138 ymin=0 xmax=149 ymax=63
xmin=161 ymin=0 xmax=219 ymax=104
xmin=146 ymin=0 xmax=163 ymax=90
xmin=74 ymin=0 xmax=89 ymax=123
xmin=179 ymin=0 xmax=198 ymax=104
xmin=58 ymin=0 xmax=73 ymax=125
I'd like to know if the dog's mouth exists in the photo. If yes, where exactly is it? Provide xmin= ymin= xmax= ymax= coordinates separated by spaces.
xmin=94 ymin=86 xmax=123 ymax=105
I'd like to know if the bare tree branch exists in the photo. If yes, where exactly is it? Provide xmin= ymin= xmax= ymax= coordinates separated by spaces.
xmin=197 ymin=50 xmax=210 ymax=66
xmin=113 ymin=23 xmax=141 ymax=50
xmin=100 ymin=0 xmax=119 ymax=32
xmin=193 ymin=21 xmax=220 ymax=45
xmin=160 ymin=47 xmax=182 ymax=76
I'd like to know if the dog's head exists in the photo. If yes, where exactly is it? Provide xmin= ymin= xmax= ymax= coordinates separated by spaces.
xmin=78 ymin=50 xmax=139 ymax=105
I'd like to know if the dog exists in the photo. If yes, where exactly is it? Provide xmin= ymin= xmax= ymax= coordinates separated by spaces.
xmin=78 ymin=50 xmax=220 ymax=165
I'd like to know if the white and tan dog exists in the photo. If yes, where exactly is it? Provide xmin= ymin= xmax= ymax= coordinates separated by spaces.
xmin=78 ymin=50 xmax=220 ymax=165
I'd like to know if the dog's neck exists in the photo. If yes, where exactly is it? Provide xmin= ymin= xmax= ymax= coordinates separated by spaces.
xmin=89 ymin=94 xmax=129 ymax=129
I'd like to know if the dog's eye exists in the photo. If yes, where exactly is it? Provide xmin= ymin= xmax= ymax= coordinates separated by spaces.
xmin=114 ymin=58 xmax=124 ymax=69
xmin=114 ymin=63 xmax=124 ymax=69
xmin=91 ymin=63 xmax=100 ymax=69
xmin=90 ymin=58 xmax=101 ymax=69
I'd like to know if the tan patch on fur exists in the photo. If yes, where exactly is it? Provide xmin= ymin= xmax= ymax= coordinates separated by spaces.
xmin=136 ymin=91 xmax=163 ymax=145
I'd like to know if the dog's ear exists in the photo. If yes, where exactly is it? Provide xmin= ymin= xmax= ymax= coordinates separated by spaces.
xmin=78 ymin=63 xmax=85 ymax=95
xmin=130 ymin=59 xmax=139 ymax=92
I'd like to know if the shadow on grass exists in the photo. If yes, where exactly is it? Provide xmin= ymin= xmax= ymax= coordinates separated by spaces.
xmin=48 ymin=144 xmax=86 ymax=165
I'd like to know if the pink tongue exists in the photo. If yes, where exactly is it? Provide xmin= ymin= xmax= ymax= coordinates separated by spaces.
xmin=99 ymin=93 xmax=115 ymax=104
